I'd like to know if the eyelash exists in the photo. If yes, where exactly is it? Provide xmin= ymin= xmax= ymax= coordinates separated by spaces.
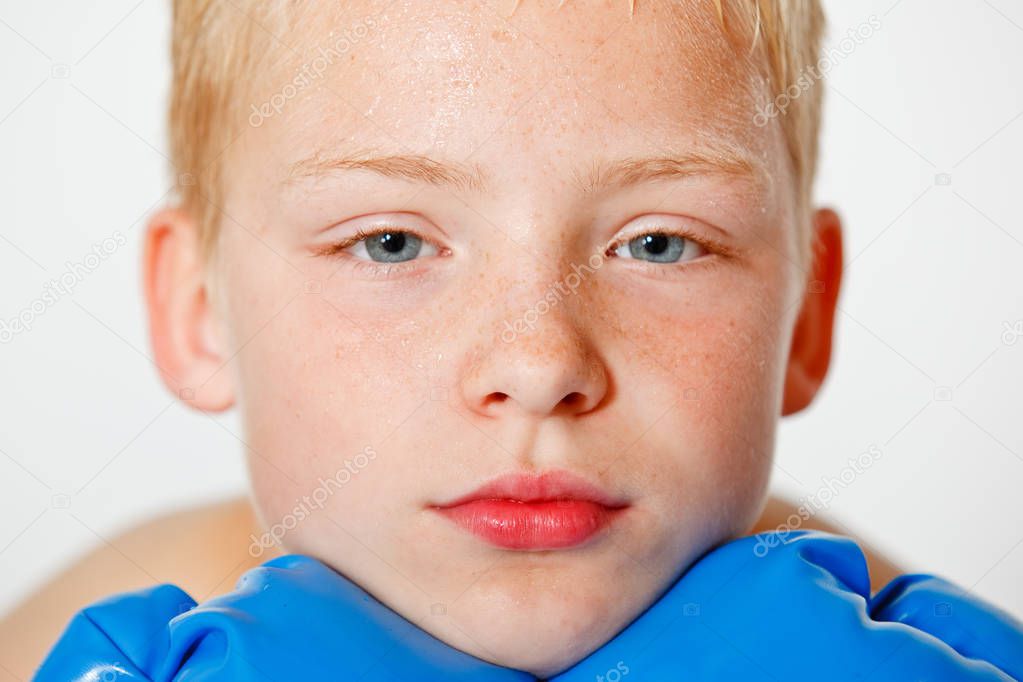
xmin=311 ymin=223 xmax=734 ymax=277
xmin=311 ymin=226 xmax=425 ymax=256
xmin=310 ymin=226 xmax=446 ymax=278
xmin=604 ymin=227 xmax=735 ymax=267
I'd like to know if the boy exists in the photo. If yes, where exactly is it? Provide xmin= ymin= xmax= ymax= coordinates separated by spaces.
xmin=7 ymin=0 xmax=1023 ymax=679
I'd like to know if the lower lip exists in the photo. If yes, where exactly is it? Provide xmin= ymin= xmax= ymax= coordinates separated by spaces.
xmin=434 ymin=499 xmax=624 ymax=550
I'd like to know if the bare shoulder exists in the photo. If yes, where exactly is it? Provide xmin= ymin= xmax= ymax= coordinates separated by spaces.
xmin=0 ymin=496 xmax=273 ymax=681
xmin=0 ymin=494 xmax=900 ymax=679
xmin=748 ymin=495 xmax=904 ymax=594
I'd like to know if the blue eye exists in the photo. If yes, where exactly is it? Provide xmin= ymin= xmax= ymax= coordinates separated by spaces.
xmin=361 ymin=231 xmax=419 ymax=262
xmin=613 ymin=232 xmax=706 ymax=264
xmin=347 ymin=229 xmax=440 ymax=263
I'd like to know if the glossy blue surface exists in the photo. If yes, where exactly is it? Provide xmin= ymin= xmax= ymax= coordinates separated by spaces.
xmin=552 ymin=531 xmax=1023 ymax=681
xmin=34 ymin=554 xmax=532 ymax=681
xmin=35 ymin=530 xmax=1023 ymax=681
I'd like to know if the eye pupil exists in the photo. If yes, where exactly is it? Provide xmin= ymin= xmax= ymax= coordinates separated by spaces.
xmin=626 ymin=232 xmax=686 ymax=263
xmin=641 ymin=234 xmax=669 ymax=255
xmin=365 ymin=231 xmax=423 ymax=262
xmin=377 ymin=232 xmax=405 ymax=253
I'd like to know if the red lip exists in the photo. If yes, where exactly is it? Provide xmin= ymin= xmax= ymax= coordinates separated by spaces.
xmin=429 ymin=470 xmax=629 ymax=550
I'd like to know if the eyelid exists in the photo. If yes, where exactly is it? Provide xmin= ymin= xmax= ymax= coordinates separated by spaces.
xmin=605 ymin=215 xmax=737 ymax=259
xmin=310 ymin=221 xmax=449 ymax=260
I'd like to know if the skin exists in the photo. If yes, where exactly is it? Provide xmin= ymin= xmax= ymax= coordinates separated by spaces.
xmin=2 ymin=1 xmax=851 ymax=678
xmin=0 ymin=497 xmax=902 ymax=680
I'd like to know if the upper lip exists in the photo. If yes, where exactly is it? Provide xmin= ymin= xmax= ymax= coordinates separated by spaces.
xmin=430 ymin=469 xmax=629 ymax=509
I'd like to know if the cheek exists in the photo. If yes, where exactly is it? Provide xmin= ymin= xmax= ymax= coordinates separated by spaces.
xmin=592 ymin=259 xmax=791 ymax=423
xmin=218 ymin=255 xmax=443 ymax=534
xmin=230 ymin=280 xmax=439 ymax=454
xmin=589 ymin=263 xmax=793 ymax=549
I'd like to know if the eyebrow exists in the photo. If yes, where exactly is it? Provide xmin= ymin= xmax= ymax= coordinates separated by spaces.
xmin=287 ymin=149 xmax=490 ymax=195
xmin=284 ymin=145 xmax=762 ymax=196
xmin=573 ymin=149 xmax=762 ymax=195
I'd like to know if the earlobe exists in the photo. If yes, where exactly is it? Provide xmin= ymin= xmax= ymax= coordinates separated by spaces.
xmin=781 ymin=208 xmax=843 ymax=416
xmin=143 ymin=207 xmax=235 ymax=412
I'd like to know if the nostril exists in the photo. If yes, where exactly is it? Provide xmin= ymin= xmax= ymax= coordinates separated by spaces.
xmin=482 ymin=392 xmax=509 ymax=409
xmin=561 ymin=392 xmax=584 ymax=407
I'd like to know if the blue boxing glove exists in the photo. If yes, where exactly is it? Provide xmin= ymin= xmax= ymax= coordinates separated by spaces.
xmin=35 ymin=554 xmax=535 ymax=681
xmin=551 ymin=530 xmax=1023 ymax=681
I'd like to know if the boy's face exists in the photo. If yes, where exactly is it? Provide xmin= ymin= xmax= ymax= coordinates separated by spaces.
xmin=150 ymin=0 xmax=838 ymax=676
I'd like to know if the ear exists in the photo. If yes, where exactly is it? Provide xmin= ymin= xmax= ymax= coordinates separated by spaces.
xmin=142 ymin=207 xmax=235 ymax=412
xmin=781 ymin=207 xmax=843 ymax=416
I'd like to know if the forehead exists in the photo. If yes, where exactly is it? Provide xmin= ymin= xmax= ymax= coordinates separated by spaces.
xmin=240 ymin=0 xmax=784 ymax=196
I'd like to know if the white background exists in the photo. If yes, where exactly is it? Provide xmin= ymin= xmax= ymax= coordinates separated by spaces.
xmin=1 ymin=0 xmax=1021 ymax=622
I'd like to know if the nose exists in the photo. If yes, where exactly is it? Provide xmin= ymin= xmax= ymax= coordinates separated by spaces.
xmin=460 ymin=297 xmax=609 ymax=419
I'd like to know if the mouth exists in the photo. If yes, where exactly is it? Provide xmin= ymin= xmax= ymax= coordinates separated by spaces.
xmin=428 ymin=469 xmax=630 ymax=550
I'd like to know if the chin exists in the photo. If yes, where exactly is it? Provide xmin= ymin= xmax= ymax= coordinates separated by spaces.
xmin=440 ymin=558 xmax=644 ymax=678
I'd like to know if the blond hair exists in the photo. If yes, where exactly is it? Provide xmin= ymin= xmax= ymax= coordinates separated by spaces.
xmin=714 ymin=0 xmax=827 ymax=240
xmin=168 ymin=0 xmax=826 ymax=261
